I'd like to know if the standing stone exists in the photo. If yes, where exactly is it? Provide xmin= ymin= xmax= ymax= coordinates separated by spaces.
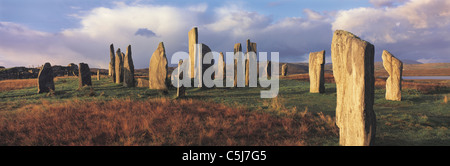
xmin=234 ymin=43 xmax=242 ymax=87
xmin=188 ymin=27 xmax=198 ymax=79
xmin=217 ymin=52 xmax=225 ymax=80
xmin=149 ymin=42 xmax=168 ymax=90
xmin=123 ymin=45 xmax=135 ymax=87
xmin=281 ymin=63 xmax=288 ymax=76
xmin=177 ymin=60 xmax=186 ymax=97
xmin=78 ymin=63 xmax=92 ymax=88
xmin=245 ymin=39 xmax=257 ymax=87
xmin=109 ymin=44 xmax=115 ymax=81
xmin=97 ymin=70 xmax=100 ymax=80
xmin=382 ymin=50 xmax=402 ymax=101
xmin=115 ymin=48 xmax=124 ymax=84
xmin=309 ymin=50 xmax=325 ymax=93
xmin=331 ymin=30 xmax=376 ymax=146
xmin=266 ymin=61 xmax=272 ymax=78
xmin=37 ymin=62 xmax=55 ymax=93
xmin=200 ymin=43 xmax=213 ymax=88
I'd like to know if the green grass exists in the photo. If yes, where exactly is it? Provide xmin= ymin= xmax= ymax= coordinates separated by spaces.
xmin=0 ymin=76 xmax=449 ymax=145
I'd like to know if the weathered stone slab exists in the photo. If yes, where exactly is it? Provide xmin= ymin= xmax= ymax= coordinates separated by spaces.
xmin=281 ymin=63 xmax=288 ymax=76
xmin=266 ymin=61 xmax=272 ymax=78
xmin=177 ymin=60 xmax=186 ymax=97
xmin=331 ymin=30 xmax=376 ymax=146
xmin=245 ymin=39 xmax=257 ymax=87
xmin=188 ymin=27 xmax=198 ymax=79
xmin=234 ymin=43 xmax=243 ymax=87
xmin=37 ymin=62 xmax=55 ymax=93
xmin=123 ymin=45 xmax=135 ymax=87
xmin=309 ymin=50 xmax=325 ymax=93
xmin=149 ymin=42 xmax=168 ymax=90
xmin=78 ymin=63 xmax=92 ymax=88
xmin=115 ymin=48 xmax=124 ymax=84
xmin=382 ymin=50 xmax=402 ymax=101
xmin=217 ymin=52 xmax=225 ymax=80
xmin=97 ymin=70 xmax=100 ymax=80
xmin=109 ymin=44 xmax=115 ymax=81
xmin=200 ymin=43 xmax=213 ymax=88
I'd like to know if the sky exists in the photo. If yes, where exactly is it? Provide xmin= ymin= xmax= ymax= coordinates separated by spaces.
xmin=0 ymin=0 xmax=449 ymax=69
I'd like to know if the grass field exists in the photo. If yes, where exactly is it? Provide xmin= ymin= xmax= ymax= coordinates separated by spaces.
xmin=0 ymin=76 xmax=448 ymax=146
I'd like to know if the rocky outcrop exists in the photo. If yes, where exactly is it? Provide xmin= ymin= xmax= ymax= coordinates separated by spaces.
xmin=331 ymin=30 xmax=376 ymax=146
xmin=67 ymin=63 xmax=78 ymax=76
xmin=37 ymin=62 xmax=55 ymax=93
xmin=382 ymin=50 xmax=403 ymax=101
xmin=149 ymin=42 xmax=169 ymax=90
xmin=135 ymin=78 xmax=149 ymax=87
xmin=309 ymin=50 xmax=325 ymax=93
xmin=0 ymin=64 xmax=78 ymax=81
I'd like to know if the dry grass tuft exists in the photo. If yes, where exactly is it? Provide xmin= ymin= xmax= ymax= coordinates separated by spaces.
xmin=0 ymin=99 xmax=338 ymax=146
xmin=0 ymin=79 xmax=37 ymax=92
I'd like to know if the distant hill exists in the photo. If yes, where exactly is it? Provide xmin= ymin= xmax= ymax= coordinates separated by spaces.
xmin=375 ymin=62 xmax=450 ymax=76
xmin=401 ymin=59 xmax=423 ymax=64
xmin=126 ymin=62 xmax=450 ymax=77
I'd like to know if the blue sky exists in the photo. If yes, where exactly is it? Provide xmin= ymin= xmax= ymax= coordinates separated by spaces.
xmin=0 ymin=0 xmax=449 ymax=68
xmin=1 ymin=0 xmax=373 ymax=33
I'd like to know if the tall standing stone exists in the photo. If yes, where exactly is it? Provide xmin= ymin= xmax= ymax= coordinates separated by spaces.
xmin=115 ymin=48 xmax=124 ymax=84
xmin=109 ymin=44 xmax=115 ymax=81
xmin=266 ymin=61 xmax=272 ymax=78
xmin=245 ymin=39 xmax=257 ymax=87
xmin=78 ymin=63 xmax=92 ymax=88
xmin=149 ymin=42 xmax=168 ymax=90
xmin=188 ymin=27 xmax=198 ymax=79
xmin=177 ymin=60 xmax=186 ymax=97
xmin=123 ymin=45 xmax=135 ymax=87
xmin=217 ymin=52 xmax=225 ymax=80
xmin=37 ymin=62 xmax=55 ymax=93
xmin=382 ymin=50 xmax=402 ymax=101
xmin=199 ymin=43 xmax=213 ymax=88
xmin=331 ymin=30 xmax=376 ymax=146
xmin=234 ymin=43 xmax=243 ymax=87
xmin=309 ymin=50 xmax=325 ymax=93
xmin=281 ymin=63 xmax=288 ymax=76
xmin=97 ymin=70 xmax=100 ymax=80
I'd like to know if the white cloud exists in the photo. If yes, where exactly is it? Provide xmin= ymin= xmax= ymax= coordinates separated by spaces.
xmin=303 ymin=9 xmax=325 ymax=20
xmin=332 ymin=0 xmax=450 ymax=62
xmin=1 ymin=0 xmax=449 ymax=69
xmin=369 ymin=0 xmax=409 ymax=7
xmin=187 ymin=3 xmax=208 ymax=12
